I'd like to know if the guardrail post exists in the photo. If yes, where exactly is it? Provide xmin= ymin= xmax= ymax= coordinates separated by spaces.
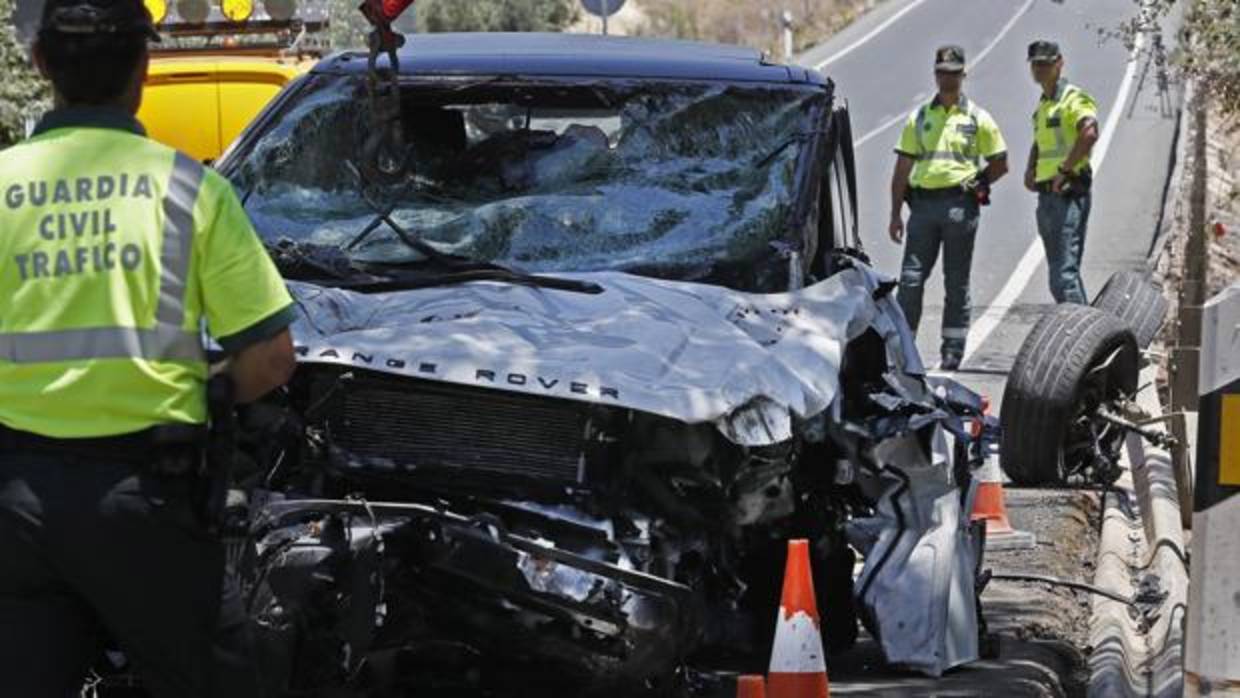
xmin=1169 ymin=411 xmax=1194 ymax=529
xmin=1171 ymin=94 xmax=1209 ymax=411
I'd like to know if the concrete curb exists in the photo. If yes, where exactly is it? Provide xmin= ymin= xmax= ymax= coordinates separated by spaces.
xmin=1088 ymin=365 xmax=1189 ymax=697
xmin=1089 ymin=476 xmax=1147 ymax=698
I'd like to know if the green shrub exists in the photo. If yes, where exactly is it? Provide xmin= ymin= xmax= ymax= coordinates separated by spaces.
xmin=416 ymin=0 xmax=579 ymax=33
xmin=1123 ymin=0 xmax=1240 ymax=116
xmin=0 ymin=0 xmax=50 ymax=148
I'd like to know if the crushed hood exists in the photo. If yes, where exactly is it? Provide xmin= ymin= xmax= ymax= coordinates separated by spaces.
xmin=288 ymin=265 xmax=909 ymax=446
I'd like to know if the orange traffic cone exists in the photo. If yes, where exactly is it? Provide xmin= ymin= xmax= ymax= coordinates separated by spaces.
xmin=737 ymin=674 xmax=767 ymax=698
xmin=971 ymin=400 xmax=1035 ymax=550
xmin=767 ymin=539 xmax=830 ymax=698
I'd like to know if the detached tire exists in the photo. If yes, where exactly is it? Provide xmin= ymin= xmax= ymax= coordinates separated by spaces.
xmin=1000 ymin=305 xmax=1139 ymax=485
xmin=1091 ymin=270 xmax=1168 ymax=349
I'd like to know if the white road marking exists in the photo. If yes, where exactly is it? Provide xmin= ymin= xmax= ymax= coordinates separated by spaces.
xmin=957 ymin=35 xmax=1146 ymax=369
xmin=814 ymin=0 xmax=933 ymax=69
xmin=852 ymin=0 xmax=1037 ymax=148
xmin=856 ymin=107 xmax=922 ymax=147
xmin=969 ymin=0 xmax=1038 ymax=73
xmin=1090 ymin=37 xmax=1142 ymax=172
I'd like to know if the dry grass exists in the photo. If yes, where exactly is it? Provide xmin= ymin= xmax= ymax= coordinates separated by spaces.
xmin=1208 ymin=112 xmax=1240 ymax=294
xmin=634 ymin=0 xmax=875 ymax=57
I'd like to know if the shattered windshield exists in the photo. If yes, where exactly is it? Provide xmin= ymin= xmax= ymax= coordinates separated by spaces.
xmin=227 ymin=73 xmax=826 ymax=290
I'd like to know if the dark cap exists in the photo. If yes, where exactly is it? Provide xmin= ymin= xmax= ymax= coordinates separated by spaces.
xmin=39 ymin=0 xmax=161 ymax=42
xmin=1027 ymin=40 xmax=1061 ymax=64
xmin=934 ymin=45 xmax=966 ymax=72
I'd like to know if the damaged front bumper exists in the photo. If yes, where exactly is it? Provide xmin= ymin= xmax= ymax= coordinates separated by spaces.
xmin=246 ymin=497 xmax=695 ymax=695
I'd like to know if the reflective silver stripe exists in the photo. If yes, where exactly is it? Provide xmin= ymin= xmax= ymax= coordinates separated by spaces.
xmin=0 ymin=153 xmax=206 ymax=365
xmin=0 ymin=326 xmax=204 ymax=363
xmin=942 ymin=327 xmax=969 ymax=340
xmin=959 ymin=98 xmax=980 ymax=163
xmin=915 ymin=98 xmax=981 ymax=166
xmin=156 ymin=152 xmax=205 ymax=326
xmin=916 ymin=151 xmax=974 ymax=163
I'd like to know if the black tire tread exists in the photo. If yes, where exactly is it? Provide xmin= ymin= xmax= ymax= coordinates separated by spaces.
xmin=1091 ymin=270 xmax=1168 ymax=348
xmin=1001 ymin=304 xmax=1138 ymax=485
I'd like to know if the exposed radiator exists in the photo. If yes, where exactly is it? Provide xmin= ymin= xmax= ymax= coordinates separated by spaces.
xmin=315 ymin=371 xmax=590 ymax=483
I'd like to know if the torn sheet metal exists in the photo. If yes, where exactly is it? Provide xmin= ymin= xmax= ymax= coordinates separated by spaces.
xmin=288 ymin=264 xmax=888 ymax=446
xmin=847 ymin=424 xmax=981 ymax=677
xmin=277 ymin=258 xmax=984 ymax=679
xmin=248 ymin=499 xmax=694 ymax=692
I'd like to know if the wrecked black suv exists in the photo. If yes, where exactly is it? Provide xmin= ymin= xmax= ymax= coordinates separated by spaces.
xmin=204 ymin=33 xmax=996 ymax=697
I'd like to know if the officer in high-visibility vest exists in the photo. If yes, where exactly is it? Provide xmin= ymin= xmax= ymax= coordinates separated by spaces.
xmin=0 ymin=0 xmax=296 ymax=695
xmin=1024 ymin=40 xmax=1100 ymax=305
xmin=889 ymin=45 xmax=1009 ymax=370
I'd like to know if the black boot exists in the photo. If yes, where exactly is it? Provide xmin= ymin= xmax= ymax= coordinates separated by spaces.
xmin=940 ymin=344 xmax=964 ymax=371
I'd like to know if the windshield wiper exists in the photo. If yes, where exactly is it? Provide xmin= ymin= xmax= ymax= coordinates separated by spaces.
xmin=344 ymin=202 xmax=601 ymax=292
xmin=334 ymin=267 xmax=604 ymax=294
xmin=270 ymin=239 xmax=384 ymax=282
xmin=343 ymin=160 xmax=519 ymax=271
xmin=753 ymin=129 xmax=829 ymax=168
xmin=341 ymin=159 xmax=599 ymax=293
xmin=343 ymin=161 xmax=460 ymax=266
xmin=344 ymin=201 xmax=463 ymax=264
xmin=273 ymin=241 xmax=602 ymax=293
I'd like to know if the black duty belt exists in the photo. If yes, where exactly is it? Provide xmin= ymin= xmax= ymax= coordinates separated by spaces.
xmin=1036 ymin=170 xmax=1093 ymax=195
xmin=0 ymin=422 xmax=205 ymax=465
xmin=1036 ymin=182 xmax=1092 ymax=195
xmin=908 ymin=185 xmax=971 ymax=200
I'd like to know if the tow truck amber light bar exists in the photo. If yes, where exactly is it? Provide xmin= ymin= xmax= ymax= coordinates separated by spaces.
xmin=143 ymin=0 xmax=326 ymax=29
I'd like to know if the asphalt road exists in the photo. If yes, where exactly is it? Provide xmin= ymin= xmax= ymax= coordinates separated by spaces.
xmin=792 ymin=3 xmax=1180 ymax=693
xmin=797 ymin=0 xmax=1181 ymax=407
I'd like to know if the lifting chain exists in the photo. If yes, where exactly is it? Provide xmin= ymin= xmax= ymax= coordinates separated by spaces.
xmin=357 ymin=0 xmax=416 ymax=185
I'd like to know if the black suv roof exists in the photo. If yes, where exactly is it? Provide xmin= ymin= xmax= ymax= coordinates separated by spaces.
xmin=315 ymin=32 xmax=829 ymax=86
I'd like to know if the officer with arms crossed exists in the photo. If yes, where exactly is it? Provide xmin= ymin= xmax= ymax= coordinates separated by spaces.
xmin=0 ymin=0 xmax=296 ymax=695
xmin=889 ymin=45 xmax=1009 ymax=370
xmin=1024 ymin=39 xmax=1100 ymax=305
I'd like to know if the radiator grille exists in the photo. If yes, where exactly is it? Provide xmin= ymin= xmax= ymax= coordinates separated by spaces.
xmin=318 ymin=372 xmax=589 ymax=483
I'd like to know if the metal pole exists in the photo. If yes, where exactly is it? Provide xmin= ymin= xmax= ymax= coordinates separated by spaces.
xmin=601 ymin=0 xmax=610 ymax=35
xmin=1185 ymin=90 xmax=1209 ymax=321
xmin=781 ymin=10 xmax=794 ymax=61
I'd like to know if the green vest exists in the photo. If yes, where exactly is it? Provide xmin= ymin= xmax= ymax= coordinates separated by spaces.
xmin=896 ymin=96 xmax=1007 ymax=190
xmin=0 ymin=107 xmax=294 ymax=438
xmin=1032 ymin=80 xmax=1098 ymax=182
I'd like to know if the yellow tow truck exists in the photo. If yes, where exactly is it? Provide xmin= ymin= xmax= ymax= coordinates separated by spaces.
xmin=136 ymin=0 xmax=327 ymax=162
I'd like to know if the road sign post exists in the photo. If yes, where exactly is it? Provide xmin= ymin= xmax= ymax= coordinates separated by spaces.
xmin=581 ymin=0 xmax=625 ymax=35
xmin=781 ymin=10 xmax=794 ymax=61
